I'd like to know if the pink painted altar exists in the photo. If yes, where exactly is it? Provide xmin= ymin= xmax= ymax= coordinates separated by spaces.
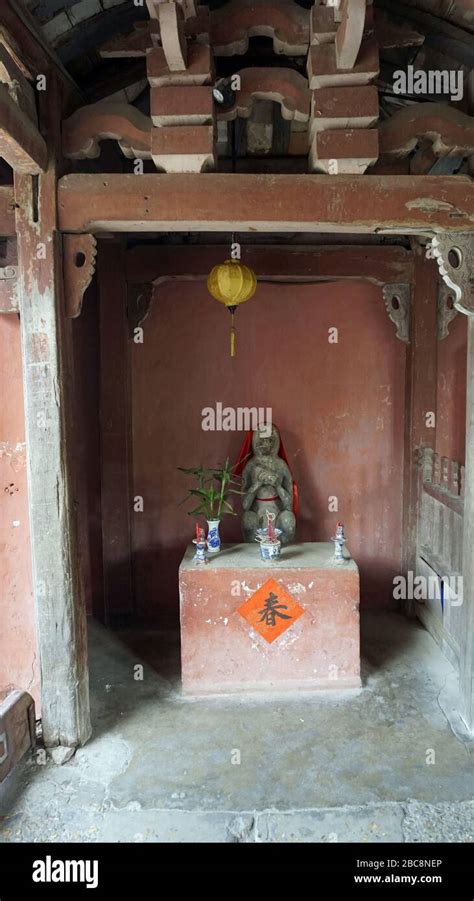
xmin=179 ymin=542 xmax=361 ymax=696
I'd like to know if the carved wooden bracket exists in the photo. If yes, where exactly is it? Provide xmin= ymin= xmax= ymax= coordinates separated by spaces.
xmin=127 ymin=283 xmax=153 ymax=337
xmin=103 ymin=0 xmax=430 ymax=64
xmin=63 ymin=235 xmax=97 ymax=318
xmin=218 ymin=68 xmax=310 ymax=123
xmin=379 ymin=104 xmax=474 ymax=160
xmin=0 ymin=264 xmax=18 ymax=313
xmin=431 ymin=233 xmax=474 ymax=316
xmin=437 ymin=280 xmax=458 ymax=340
xmin=382 ymin=283 xmax=411 ymax=342
xmin=63 ymin=101 xmax=217 ymax=172
xmin=211 ymin=0 xmax=310 ymax=56
xmin=63 ymin=103 xmax=152 ymax=160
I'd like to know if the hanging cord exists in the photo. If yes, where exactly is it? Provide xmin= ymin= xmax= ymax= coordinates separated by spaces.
xmin=231 ymin=120 xmax=236 ymax=173
xmin=230 ymin=232 xmax=236 ymax=356
xmin=229 ymin=305 xmax=236 ymax=357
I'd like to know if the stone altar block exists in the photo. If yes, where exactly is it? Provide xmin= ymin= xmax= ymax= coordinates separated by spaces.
xmin=179 ymin=542 xmax=360 ymax=695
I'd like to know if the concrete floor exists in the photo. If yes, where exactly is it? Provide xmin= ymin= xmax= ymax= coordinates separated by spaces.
xmin=1 ymin=612 xmax=473 ymax=843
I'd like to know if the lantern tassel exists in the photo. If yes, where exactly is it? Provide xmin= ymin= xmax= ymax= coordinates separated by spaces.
xmin=230 ymin=310 xmax=236 ymax=357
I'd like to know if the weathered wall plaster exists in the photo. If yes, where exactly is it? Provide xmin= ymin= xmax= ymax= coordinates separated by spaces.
xmin=0 ymin=314 xmax=39 ymax=706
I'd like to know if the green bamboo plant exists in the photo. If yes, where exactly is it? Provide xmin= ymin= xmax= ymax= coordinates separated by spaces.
xmin=178 ymin=458 xmax=243 ymax=521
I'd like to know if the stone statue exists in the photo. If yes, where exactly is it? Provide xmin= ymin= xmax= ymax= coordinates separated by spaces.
xmin=241 ymin=424 xmax=296 ymax=545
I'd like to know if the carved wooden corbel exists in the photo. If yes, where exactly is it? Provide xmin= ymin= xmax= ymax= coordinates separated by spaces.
xmin=437 ymin=281 xmax=458 ymax=340
xmin=211 ymin=0 xmax=310 ymax=56
xmin=382 ymin=283 xmax=410 ymax=342
xmin=0 ymin=263 xmax=18 ymax=313
xmin=379 ymin=105 xmax=474 ymax=160
xmin=62 ymin=103 xmax=152 ymax=161
xmin=63 ymin=235 xmax=97 ymax=318
xmin=218 ymin=68 xmax=310 ymax=123
xmin=127 ymin=283 xmax=153 ymax=337
xmin=430 ymin=233 xmax=474 ymax=315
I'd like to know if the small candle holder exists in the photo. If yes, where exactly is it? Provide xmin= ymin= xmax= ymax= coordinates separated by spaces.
xmin=331 ymin=521 xmax=347 ymax=563
xmin=193 ymin=525 xmax=209 ymax=565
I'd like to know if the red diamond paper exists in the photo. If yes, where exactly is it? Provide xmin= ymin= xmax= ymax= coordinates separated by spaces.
xmin=237 ymin=578 xmax=305 ymax=643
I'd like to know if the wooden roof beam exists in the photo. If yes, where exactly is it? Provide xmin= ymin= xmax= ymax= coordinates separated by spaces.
xmin=0 ymin=83 xmax=47 ymax=174
xmin=57 ymin=173 xmax=474 ymax=235
xmin=0 ymin=0 xmax=82 ymax=101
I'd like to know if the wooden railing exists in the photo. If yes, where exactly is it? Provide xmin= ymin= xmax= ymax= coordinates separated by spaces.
xmin=415 ymin=447 xmax=464 ymax=669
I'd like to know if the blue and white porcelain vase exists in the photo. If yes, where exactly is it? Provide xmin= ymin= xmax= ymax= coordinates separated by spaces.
xmin=207 ymin=519 xmax=221 ymax=553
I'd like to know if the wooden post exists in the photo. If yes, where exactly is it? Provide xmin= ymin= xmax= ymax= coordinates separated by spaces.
xmin=98 ymin=238 xmax=134 ymax=624
xmin=460 ymin=315 xmax=474 ymax=732
xmin=424 ymin=230 xmax=474 ymax=732
xmin=14 ymin=74 xmax=91 ymax=749
xmin=402 ymin=244 xmax=438 ymax=600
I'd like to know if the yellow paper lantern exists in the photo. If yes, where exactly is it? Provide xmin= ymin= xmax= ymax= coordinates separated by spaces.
xmin=207 ymin=259 xmax=257 ymax=357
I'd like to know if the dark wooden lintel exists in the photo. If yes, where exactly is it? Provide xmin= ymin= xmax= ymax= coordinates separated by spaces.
xmin=126 ymin=243 xmax=415 ymax=286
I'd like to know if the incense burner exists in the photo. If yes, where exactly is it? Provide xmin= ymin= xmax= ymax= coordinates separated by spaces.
xmin=255 ymin=514 xmax=282 ymax=562
xmin=257 ymin=537 xmax=282 ymax=562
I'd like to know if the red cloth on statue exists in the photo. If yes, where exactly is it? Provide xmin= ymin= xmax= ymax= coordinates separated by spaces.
xmin=233 ymin=428 xmax=299 ymax=516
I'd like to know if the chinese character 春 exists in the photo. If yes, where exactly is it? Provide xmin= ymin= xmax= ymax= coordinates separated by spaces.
xmin=258 ymin=592 xmax=292 ymax=627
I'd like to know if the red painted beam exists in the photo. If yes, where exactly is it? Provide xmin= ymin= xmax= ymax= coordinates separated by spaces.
xmin=57 ymin=174 xmax=474 ymax=235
